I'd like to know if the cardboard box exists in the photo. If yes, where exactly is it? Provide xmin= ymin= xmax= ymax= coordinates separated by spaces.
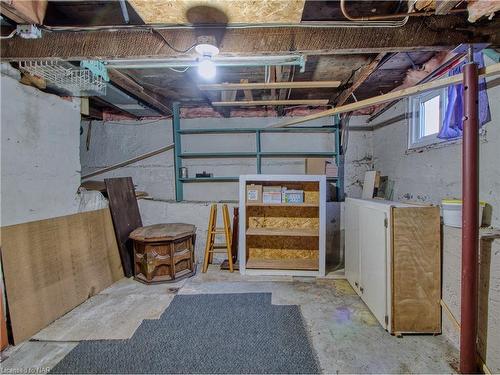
xmin=263 ymin=186 xmax=282 ymax=203
xmin=246 ymin=184 xmax=262 ymax=203
xmin=325 ymin=162 xmax=338 ymax=177
xmin=305 ymin=158 xmax=326 ymax=174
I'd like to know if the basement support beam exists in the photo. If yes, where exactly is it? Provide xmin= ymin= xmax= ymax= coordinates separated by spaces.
xmin=268 ymin=63 xmax=500 ymax=127
xmin=335 ymin=52 xmax=386 ymax=106
xmin=460 ymin=57 xmax=479 ymax=375
xmin=1 ymin=16 xmax=496 ymax=60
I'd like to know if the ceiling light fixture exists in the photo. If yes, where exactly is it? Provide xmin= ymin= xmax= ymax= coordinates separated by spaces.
xmin=195 ymin=38 xmax=219 ymax=80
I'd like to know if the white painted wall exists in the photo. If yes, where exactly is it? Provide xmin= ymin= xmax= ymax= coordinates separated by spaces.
xmin=0 ymin=64 xmax=81 ymax=226
xmin=80 ymin=114 xmax=356 ymax=267
xmin=365 ymin=56 xmax=500 ymax=369
xmin=80 ymin=116 xmax=337 ymax=201
xmin=369 ymin=57 xmax=500 ymax=227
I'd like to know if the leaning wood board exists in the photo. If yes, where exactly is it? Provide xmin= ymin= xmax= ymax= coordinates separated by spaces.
xmin=105 ymin=177 xmax=143 ymax=277
xmin=391 ymin=206 xmax=441 ymax=333
xmin=0 ymin=208 xmax=123 ymax=344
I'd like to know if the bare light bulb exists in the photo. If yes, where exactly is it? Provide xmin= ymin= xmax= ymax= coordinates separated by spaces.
xmin=198 ymin=58 xmax=216 ymax=80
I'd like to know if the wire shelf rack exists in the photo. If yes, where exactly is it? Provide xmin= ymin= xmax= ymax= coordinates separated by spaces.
xmin=19 ymin=61 xmax=107 ymax=96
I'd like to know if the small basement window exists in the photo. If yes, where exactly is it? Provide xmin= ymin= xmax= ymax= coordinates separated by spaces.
xmin=408 ymin=89 xmax=447 ymax=149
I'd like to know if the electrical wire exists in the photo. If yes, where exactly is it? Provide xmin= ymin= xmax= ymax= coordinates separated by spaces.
xmin=39 ymin=18 xmax=416 ymax=33
xmin=151 ymin=29 xmax=197 ymax=54
xmin=0 ymin=29 xmax=17 ymax=39
xmin=167 ymin=66 xmax=191 ymax=73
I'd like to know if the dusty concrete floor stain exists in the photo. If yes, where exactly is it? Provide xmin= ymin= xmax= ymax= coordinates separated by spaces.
xmin=2 ymin=266 xmax=459 ymax=374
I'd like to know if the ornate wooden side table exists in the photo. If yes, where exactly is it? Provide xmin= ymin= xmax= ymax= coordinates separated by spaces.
xmin=129 ymin=223 xmax=196 ymax=283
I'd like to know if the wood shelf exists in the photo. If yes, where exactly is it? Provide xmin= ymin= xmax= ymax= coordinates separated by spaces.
xmin=246 ymin=202 xmax=319 ymax=207
xmin=246 ymin=258 xmax=319 ymax=271
xmin=246 ymin=227 xmax=319 ymax=237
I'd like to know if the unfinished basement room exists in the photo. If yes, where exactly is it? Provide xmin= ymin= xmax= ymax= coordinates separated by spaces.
xmin=1 ymin=1 xmax=500 ymax=374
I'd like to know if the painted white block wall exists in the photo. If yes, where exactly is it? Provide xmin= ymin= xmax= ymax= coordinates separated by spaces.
xmin=365 ymin=56 xmax=500 ymax=369
xmin=369 ymin=57 xmax=500 ymax=227
xmin=80 ymin=115 xmax=356 ymax=267
xmin=80 ymin=116 xmax=337 ymax=201
xmin=0 ymin=64 xmax=81 ymax=226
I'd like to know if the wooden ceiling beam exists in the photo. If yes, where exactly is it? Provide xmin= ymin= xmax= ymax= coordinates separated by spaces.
xmin=435 ymin=0 xmax=462 ymax=15
xmin=213 ymin=99 xmax=329 ymax=107
xmin=335 ymin=52 xmax=386 ymax=106
xmin=241 ymin=79 xmax=253 ymax=101
xmin=107 ymin=69 xmax=172 ymax=115
xmin=1 ymin=16 xmax=494 ymax=60
xmin=269 ymin=62 xmax=500 ymax=128
xmin=200 ymin=81 xmax=341 ymax=90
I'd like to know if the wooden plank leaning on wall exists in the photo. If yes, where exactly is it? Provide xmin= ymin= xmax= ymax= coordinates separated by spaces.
xmin=0 ymin=208 xmax=123 ymax=344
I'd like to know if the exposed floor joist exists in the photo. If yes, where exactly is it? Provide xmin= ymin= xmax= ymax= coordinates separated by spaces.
xmin=212 ymin=99 xmax=329 ymax=106
xmin=107 ymin=69 xmax=171 ymax=115
xmin=2 ymin=16 xmax=495 ymax=60
xmin=335 ymin=53 xmax=386 ymax=106
xmin=269 ymin=62 xmax=500 ymax=127
xmin=199 ymin=80 xmax=341 ymax=90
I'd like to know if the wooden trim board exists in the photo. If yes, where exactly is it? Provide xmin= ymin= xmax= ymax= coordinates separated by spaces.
xmin=269 ymin=63 xmax=500 ymax=127
xmin=0 ymin=208 xmax=124 ymax=344
xmin=200 ymin=81 xmax=341 ymax=90
xmin=212 ymin=99 xmax=329 ymax=107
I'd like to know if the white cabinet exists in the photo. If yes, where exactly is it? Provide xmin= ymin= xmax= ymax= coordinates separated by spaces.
xmin=345 ymin=198 xmax=441 ymax=334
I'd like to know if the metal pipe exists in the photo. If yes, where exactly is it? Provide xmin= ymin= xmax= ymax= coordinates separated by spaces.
xmin=460 ymin=57 xmax=479 ymax=375
xmin=340 ymin=0 xmax=466 ymax=22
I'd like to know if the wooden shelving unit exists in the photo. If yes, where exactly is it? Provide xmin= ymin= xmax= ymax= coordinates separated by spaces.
xmin=246 ymin=227 xmax=319 ymax=237
xmin=245 ymin=258 xmax=319 ymax=271
xmin=239 ymin=175 xmax=326 ymax=277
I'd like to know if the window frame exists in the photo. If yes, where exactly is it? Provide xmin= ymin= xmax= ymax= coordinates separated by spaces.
xmin=408 ymin=88 xmax=448 ymax=149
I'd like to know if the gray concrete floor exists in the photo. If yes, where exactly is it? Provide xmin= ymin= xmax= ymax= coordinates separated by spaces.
xmin=1 ymin=266 xmax=458 ymax=374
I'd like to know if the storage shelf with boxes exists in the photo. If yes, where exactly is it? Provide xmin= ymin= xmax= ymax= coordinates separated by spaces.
xmin=239 ymin=175 xmax=326 ymax=276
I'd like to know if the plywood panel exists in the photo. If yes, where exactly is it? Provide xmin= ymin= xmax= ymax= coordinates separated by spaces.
xmin=248 ymin=249 xmax=318 ymax=260
xmin=0 ymin=209 xmax=124 ymax=344
xmin=128 ymin=0 xmax=305 ymax=24
xmin=391 ymin=206 xmax=441 ymax=333
xmin=248 ymin=206 xmax=319 ymax=230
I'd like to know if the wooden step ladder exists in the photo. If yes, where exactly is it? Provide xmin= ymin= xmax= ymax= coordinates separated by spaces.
xmin=202 ymin=204 xmax=234 ymax=273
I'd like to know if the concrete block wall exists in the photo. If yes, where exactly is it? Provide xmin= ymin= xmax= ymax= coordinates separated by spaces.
xmin=368 ymin=56 xmax=500 ymax=227
xmin=364 ymin=55 xmax=500 ymax=367
xmin=80 ymin=115 xmax=360 ymax=268
xmin=442 ymin=227 xmax=500 ymax=373
xmin=0 ymin=64 xmax=81 ymax=226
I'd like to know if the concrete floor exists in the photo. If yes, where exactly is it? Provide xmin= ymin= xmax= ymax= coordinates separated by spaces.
xmin=1 ymin=266 xmax=459 ymax=374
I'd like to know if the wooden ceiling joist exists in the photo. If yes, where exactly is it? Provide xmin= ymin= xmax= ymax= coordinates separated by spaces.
xmin=2 ymin=16 xmax=494 ymax=61
xmin=200 ymin=81 xmax=342 ymax=91
xmin=213 ymin=99 xmax=329 ymax=107
xmin=269 ymin=62 xmax=500 ymax=128
xmin=107 ymin=69 xmax=172 ymax=115
xmin=335 ymin=53 xmax=386 ymax=106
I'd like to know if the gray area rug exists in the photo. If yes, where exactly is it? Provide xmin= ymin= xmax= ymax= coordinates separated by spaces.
xmin=50 ymin=293 xmax=320 ymax=374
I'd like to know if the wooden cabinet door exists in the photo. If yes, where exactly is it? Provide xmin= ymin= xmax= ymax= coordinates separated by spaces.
xmin=359 ymin=206 xmax=388 ymax=329
xmin=345 ymin=200 xmax=361 ymax=294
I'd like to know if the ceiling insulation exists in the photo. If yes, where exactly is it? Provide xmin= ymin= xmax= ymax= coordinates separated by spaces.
xmin=127 ymin=0 xmax=305 ymax=24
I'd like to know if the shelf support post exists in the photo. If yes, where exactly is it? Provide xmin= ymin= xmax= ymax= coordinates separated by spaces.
xmin=256 ymin=130 xmax=262 ymax=174
xmin=173 ymin=102 xmax=183 ymax=202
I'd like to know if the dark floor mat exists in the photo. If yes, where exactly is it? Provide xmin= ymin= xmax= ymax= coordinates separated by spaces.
xmin=50 ymin=293 xmax=320 ymax=374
